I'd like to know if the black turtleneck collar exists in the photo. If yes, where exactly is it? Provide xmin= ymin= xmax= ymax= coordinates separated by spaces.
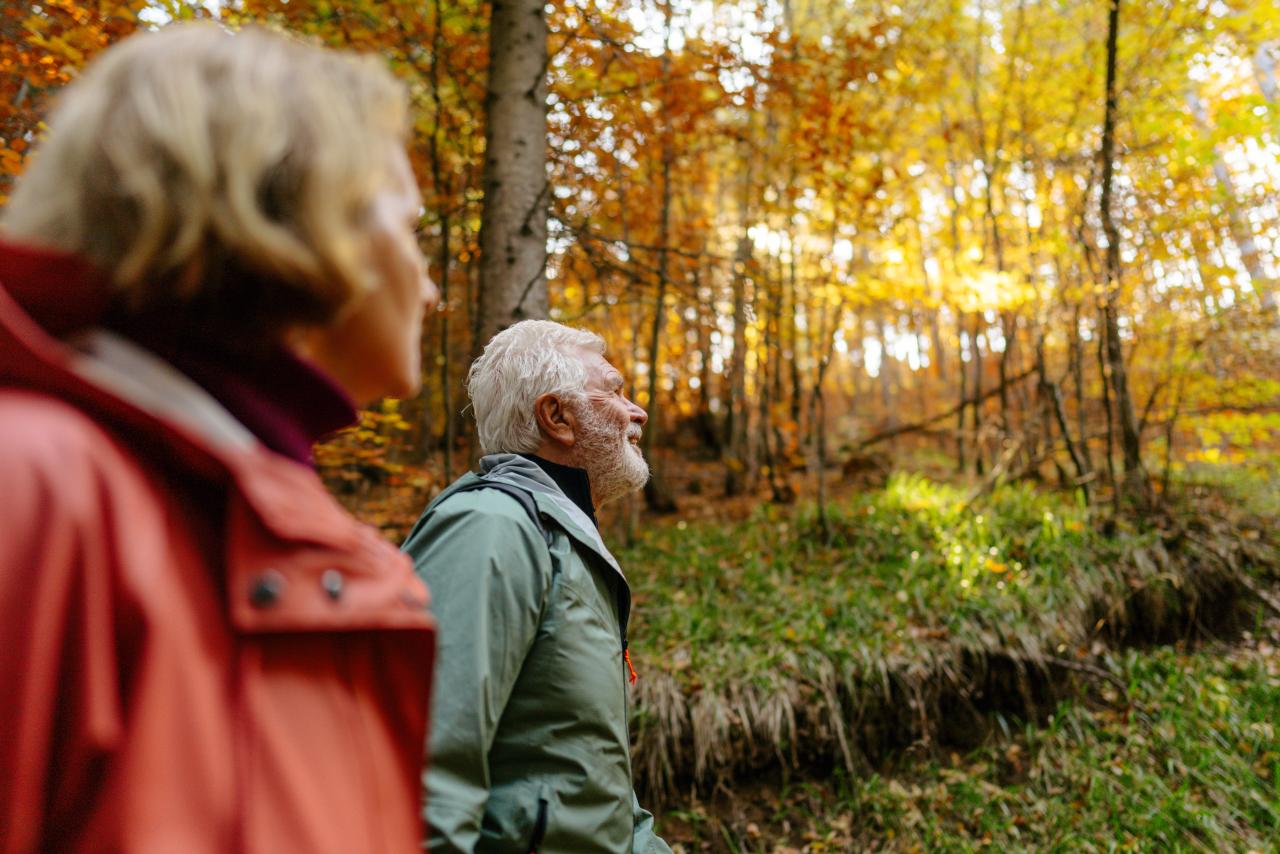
xmin=518 ymin=453 xmax=597 ymax=528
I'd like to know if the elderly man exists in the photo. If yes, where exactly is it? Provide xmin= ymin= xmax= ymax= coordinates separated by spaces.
xmin=403 ymin=320 xmax=670 ymax=853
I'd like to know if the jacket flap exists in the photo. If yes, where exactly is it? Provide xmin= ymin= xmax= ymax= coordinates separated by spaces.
xmin=226 ymin=493 xmax=434 ymax=634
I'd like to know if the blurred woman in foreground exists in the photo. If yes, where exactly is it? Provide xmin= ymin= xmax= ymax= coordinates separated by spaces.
xmin=0 ymin=23 xmax=439 ymax=852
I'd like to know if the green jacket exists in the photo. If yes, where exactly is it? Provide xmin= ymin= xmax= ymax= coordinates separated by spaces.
xmin=403 ymin=454 xmax=670 ymax=854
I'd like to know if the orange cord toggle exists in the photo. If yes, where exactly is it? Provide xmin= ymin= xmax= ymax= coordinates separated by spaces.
xmin=624 ymin=648 xmax=638 ymax=685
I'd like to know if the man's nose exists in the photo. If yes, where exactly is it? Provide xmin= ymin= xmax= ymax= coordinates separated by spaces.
xmin=628 ymin=398 xmax=648 ymax=425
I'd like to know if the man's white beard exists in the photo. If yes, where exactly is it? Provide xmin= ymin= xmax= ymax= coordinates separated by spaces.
xmin=572 ymin=403 xmax=649 ymax=506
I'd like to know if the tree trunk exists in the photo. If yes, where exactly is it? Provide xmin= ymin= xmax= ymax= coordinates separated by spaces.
xmin=475 ymin=0 xmax=549 ymax=353
xmin=428 ymin=1 xmax=455 ymax=481
xmin=642 ymin=1 xmax=677 ymax=512
xmin=940 ymin=108 xmax=970 ymax=472
xmin=725 ymin=233 xmax=753 ymax=496
xmin=1095 ymin=302 xmax=1119 ymax=510
xmin=1068 ymin=297 xmax=1092 ymax=477
xmin=970 ymin=317 xmax=986 ymax=475
xmin=788 ymin=243 xmax=803 ymax=423
xmin=956 ymin=312 xmax=968 ymax=473
xmin=877 ymin=312 xmax=895 ymax=433
xmin=1098 ymin=0 xmax=1150 ymax=505
xmin=693 ymin=270 xmax=719 ymax=454
xmin=1037 ymin=334 xmax=1091 ymax=504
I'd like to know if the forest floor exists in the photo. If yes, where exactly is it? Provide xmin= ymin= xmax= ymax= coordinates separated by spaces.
xmin=613 ymin=464 xmax=1280 ymax=852
xmin=655 ymin=631 xmax=1280 ymax=852
xmin=340 ymin=459 xmax=1280 ymax=852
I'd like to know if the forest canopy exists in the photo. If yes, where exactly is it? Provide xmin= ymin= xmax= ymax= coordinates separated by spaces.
xmin=4 ymin=0 xmax=1277 ymax=509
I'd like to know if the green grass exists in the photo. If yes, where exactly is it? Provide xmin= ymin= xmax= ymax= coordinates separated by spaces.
xmin=624 ymin=473 xmax=1133 ymax=690
xmin=663 ymin=640 xmax=1280 ymax=852
xmin=1175 ymin=458 xmax=1280 ymax=521
xmin=866 ymin=643 xmax=1280 ymax=851
xmin=621 ymin=469 xmax=1280 ymax=814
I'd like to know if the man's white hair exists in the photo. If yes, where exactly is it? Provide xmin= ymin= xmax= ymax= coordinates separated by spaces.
xmin=467 ymin=320 xmax=606 ymax=455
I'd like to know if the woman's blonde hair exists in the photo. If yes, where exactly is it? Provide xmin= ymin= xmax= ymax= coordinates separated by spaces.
xmin=2 ymin=22 xmax=409 ymax=336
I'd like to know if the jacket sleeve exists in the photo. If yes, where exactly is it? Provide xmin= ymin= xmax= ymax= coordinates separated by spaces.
xmin=402 ymin=491 xmax=554 ymax=854
xmin=0 ymin=424 xmax=123 ymax=854
xmin=631 ymin=789 xmax=673 ymax=854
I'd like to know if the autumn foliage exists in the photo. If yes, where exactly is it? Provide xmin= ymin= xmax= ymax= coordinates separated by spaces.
xmin=2 ymin=0 xmax=1278 ymax=516
xmin=1 ymin=1 xmax=150 ymax=202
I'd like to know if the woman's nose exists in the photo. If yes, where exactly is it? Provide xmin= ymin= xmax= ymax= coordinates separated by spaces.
xmin=421 ymin=268 xmax=440 ymax=313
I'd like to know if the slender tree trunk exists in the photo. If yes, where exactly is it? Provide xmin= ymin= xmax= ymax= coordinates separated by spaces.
xmin=726 ymin=243 xmax=752 ymax=496
xmin=877 ymin=311 xmax=895 ymax=433
xmin=809 ymin=297 xmax=844 ymax=539
xmin=725 ymin=148 xmax=755 ymax=499
xmin=1098 ymin=0 xmax=1150 ymax=505
xmin=1037 ymin=334 xmax=1091 ymax=504
xmin=940 ymin=106 xmax=971 ymax=472
xmin=956 ymin=313 xmax=969 ymax=473
xmin=911 ymin=309 xmax=929 ymax=417
xmin=1096 ymin=303 xmax=1120 ymax=511
xmin=475 ymin=0 xmax=549 ymax=353
xmin=1068 ymin=297 xmax=1092 ymax=477
xmin=815 ymin=372 xmax=830 ymax=541
xmin=694 ymin=270 xmax=718 ymax=454
xmin=971 ymin=318 xmax=986 ymax=475
xmin=1161 ymin=371 xmax=1189 ymax=500
xmin=788 ymin=243 xmax=803 ymax=423
xmin=428 ymin=2 xmax=454 ymax=481
xmin=641 ymin=1 xmax=676 ymax=512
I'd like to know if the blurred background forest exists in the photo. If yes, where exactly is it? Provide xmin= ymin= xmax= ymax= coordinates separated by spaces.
xmin=5 ymin=0 xmax=1280 ymax=849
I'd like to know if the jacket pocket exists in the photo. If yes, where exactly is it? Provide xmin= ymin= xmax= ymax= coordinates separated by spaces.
xmin=526 ymin=794 xmax=549 ymax=854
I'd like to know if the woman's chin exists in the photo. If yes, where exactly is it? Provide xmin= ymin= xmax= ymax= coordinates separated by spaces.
xmin=385 ymin=371 xmax=421 ymax=402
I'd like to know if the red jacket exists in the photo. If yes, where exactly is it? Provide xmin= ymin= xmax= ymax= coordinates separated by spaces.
xmin=0 ymin=243 xmax=436 ymax=853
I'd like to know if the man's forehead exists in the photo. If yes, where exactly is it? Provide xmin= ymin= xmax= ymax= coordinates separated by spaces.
xmin=576 ymin=348 xmax=623 ymax=382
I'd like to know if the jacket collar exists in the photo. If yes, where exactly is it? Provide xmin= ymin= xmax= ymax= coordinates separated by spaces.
xmin=70 ymin=330 xmax=258 ymax=451
xmin=0 ymin=240 xmax=358 ymax=549
xmin=477 ymin=453 xmax=626 ymax=580
xmin=516 ymin=453 xmax=597 ymax=527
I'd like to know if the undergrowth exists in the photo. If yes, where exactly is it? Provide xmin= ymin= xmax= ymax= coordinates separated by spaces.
xmin=662 ymin=635 xmax=1280 ymax=852
xmin=622 ymin=473 xmax=1279 ymax=802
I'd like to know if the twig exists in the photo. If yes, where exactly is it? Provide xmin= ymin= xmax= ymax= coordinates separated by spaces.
xmin=1043 ymin=655 xmax=1131 ymax=706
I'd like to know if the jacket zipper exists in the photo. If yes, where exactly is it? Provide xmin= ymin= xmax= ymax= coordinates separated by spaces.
xmin=622 ymin=638 xmax=637 ymax=685
xmin=526 ymin=797 xmax=548 ymax=854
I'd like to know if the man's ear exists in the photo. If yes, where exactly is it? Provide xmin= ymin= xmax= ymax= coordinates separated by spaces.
xmin=533 ymin=393 xmax=578 ymax=448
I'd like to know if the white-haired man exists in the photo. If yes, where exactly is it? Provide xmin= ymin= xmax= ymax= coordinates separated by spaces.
xmin=403 ymin=320 xmax=670 ymax=853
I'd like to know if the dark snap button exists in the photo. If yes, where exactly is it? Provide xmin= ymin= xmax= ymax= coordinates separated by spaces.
xmin=321 ymin=569 xmax=344 ymax=601
xmin=249 ymin=570 xmax=284 ymax=608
